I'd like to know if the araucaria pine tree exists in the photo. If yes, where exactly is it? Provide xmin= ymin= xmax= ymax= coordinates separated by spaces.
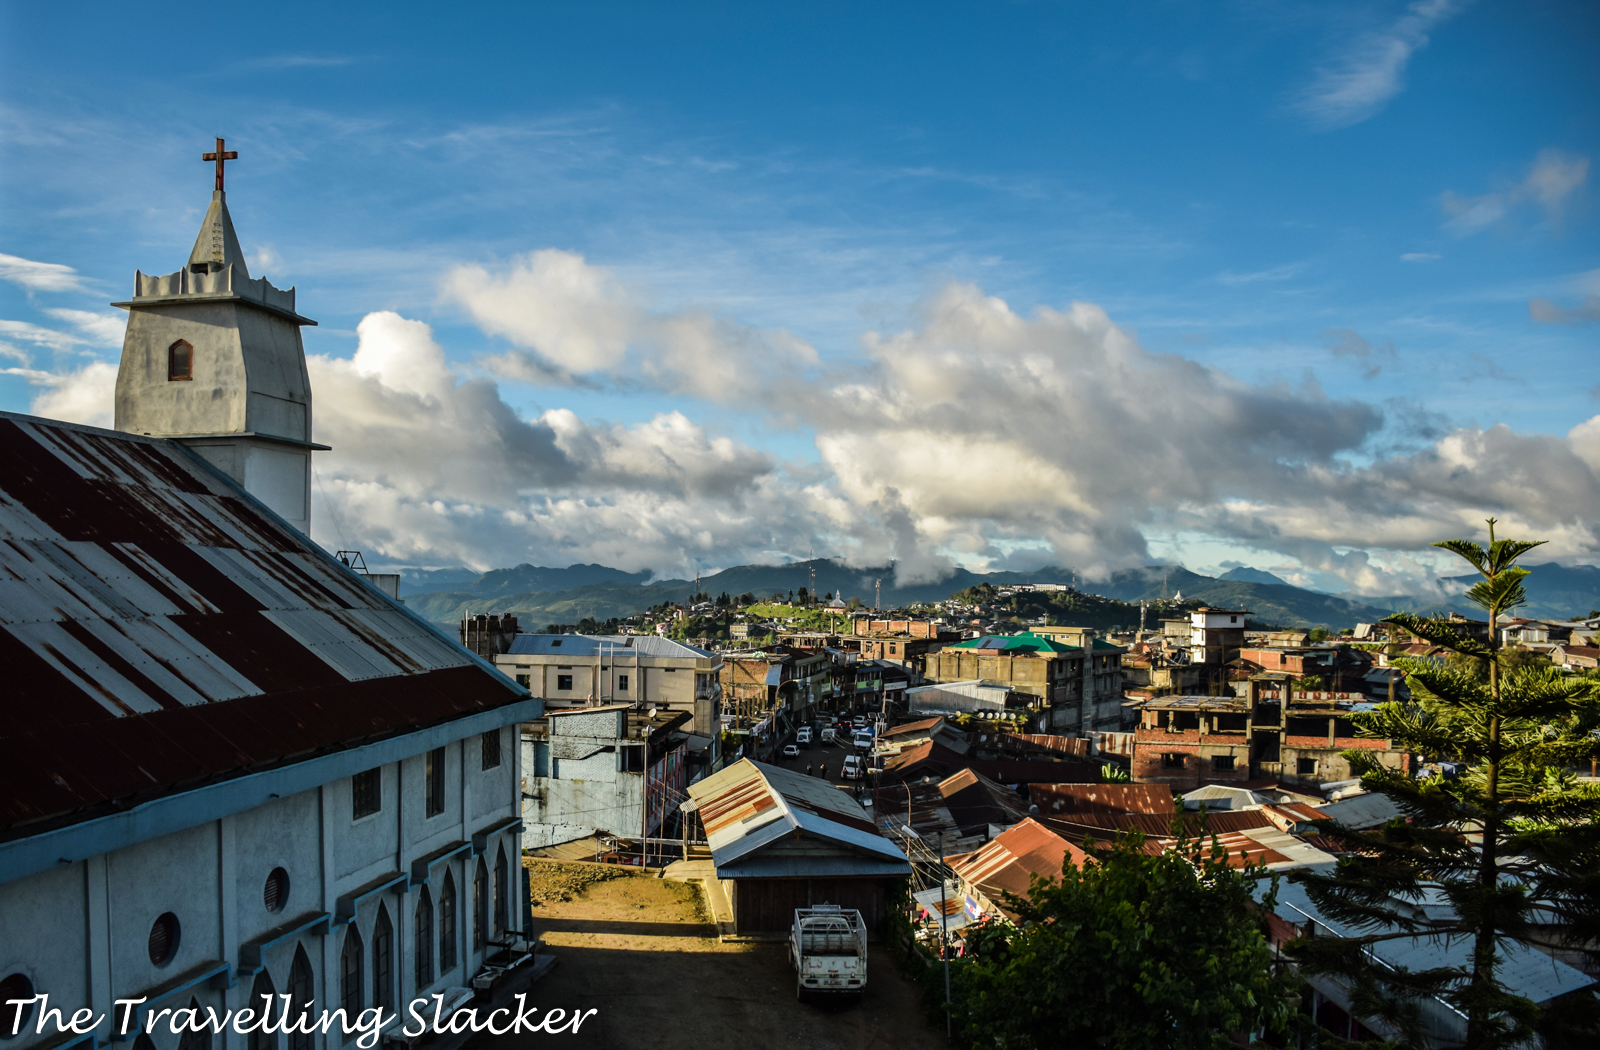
xmin=1291 ymin=520 xmax=1600 ymax=1048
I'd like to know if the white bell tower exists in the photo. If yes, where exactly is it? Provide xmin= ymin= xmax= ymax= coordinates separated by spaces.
xmin=112 ymin=138 xmax=327 ymax=534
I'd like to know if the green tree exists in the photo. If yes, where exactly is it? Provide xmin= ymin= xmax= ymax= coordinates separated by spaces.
xmin=947 ymin=832 xmax=1294 ymax=1049
xmin=1292 ymin=520 xmax=1600 ymax=1048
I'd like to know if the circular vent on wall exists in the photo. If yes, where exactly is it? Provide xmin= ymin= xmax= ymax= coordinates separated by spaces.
xmin=148 ymin=912 xmax=181 ymax=966
xmin=0 ymin=973 xmax=35 ymax=1040
xmin=264 ymin=867 xmax=291 ymax=913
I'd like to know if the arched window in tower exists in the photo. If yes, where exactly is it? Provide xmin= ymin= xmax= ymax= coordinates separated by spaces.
xmin=340 ymin=924 xmax=364 ymax=1023
xmin=168 ymin=340 xmax=193 ymax=382
xmin=494 ymin=845 xmax=508 ymax=936
xmin=438 ymin=870 xmax=458 ymax=974
xmin=372 ymin=904 xmax=394 ymax=1014
xmin=247 ymin=971 xmax=277 ymax=1050
xmin=414 ymin=887 xmax=434 ymax=989
xmin=177 ymin=997 xmax=211 ymax=1050
xmin=473 ymin=858 xmax=488 ymax=950
xmin=287 ymin=944 xmax=314 ymax=1050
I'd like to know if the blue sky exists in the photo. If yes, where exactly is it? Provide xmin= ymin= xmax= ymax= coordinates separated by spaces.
xmin=1 ymin=1 xmax=1596 ymax=594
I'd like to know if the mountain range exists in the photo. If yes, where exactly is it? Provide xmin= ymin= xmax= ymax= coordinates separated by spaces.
xmin=396 ymin=558 xmax=1600 ymax=632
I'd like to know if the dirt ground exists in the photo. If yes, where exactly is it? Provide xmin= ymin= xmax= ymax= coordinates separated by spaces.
xmin=470 ymin=864 xmax=945 ymax=1050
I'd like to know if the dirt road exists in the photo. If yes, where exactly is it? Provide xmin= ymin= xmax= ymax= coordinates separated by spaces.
xmin=471 ymin=864 xmax=944 ymax=1050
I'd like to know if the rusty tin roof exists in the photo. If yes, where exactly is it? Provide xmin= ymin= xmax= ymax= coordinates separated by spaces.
xmin=0 ymin=412 xmax=526 ymax=840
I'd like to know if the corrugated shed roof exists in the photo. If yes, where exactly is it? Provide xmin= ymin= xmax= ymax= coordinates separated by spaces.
xmin=951 ymin=632 xmax=1079 ymax=653
xmin=1029 ymin=783 xmax=1175 ymax=816
xmin=0 ymin=413 xmax=525 ymax=839
xmin=948 ymin=818 xmax=1087 ymax=913
xmin=686 ymin=758 xmax=909 ymax=875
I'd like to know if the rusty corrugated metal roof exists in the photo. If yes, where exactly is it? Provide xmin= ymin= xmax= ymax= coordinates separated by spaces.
xmin=0 ymin=412 xmax=526 ymax=839
xmin=948 ymin=818 xmax=1086 ymax=911
xmin=1029 ymin=782 xmax=1175 ymax=816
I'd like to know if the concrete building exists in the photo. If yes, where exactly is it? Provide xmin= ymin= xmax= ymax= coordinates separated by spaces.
xmin=1187 ymin=607 xmax=1249 ymax=666
xmin=1126 ymin=681 xmax=1410 ymax=790
xmin=923 ymin=631 xmax=1127 ymax=733
xmin=518 ymin=706 xmax=690 ymax=849
xmin=492 ymin=634 xmax=723 ymax=736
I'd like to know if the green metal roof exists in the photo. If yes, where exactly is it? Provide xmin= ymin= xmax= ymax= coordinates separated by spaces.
xmin=949 ymin=632 xmax=1080 ymax=653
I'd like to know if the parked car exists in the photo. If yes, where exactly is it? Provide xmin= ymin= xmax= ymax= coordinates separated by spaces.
xmin=796 ymin=726 xmax=813 ymax=748
xmin=791 ymin=905 xmax=867 ymax=1001
xmin=852 ymin=715 xmax=868 ymax=728
xmin=819 ymin=726 xmax=837 ymax=744
xmin=842 ymin=754 xmax=866 ymax=779
xmin=782 ymin=743 xmax=800 ymax=759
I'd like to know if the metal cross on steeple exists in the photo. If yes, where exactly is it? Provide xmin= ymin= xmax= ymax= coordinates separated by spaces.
xmin=202 ymin=137 xmax=239 ymax=192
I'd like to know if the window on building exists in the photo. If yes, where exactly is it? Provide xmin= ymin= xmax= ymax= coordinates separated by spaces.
xmin=148 ymin=911 xmax=181 ymax=966
xmin=263 ymin=867 xmax=290 ymax=913
xmin=0 ymin=973 xmax=35 ymax=1039
xmin=372 ymin=905 xmax=394 ymax=1014
xmin=439 ymin=870 xmax=458 ymax=974
xmin=168 ymin=340 xmax=193 ymax=381
xmin=550 ymin=639 xmax=562 ymax=647
xmin=352 ymin=768 xmax=381 ymax=819
xmin=425 ymin=748 xmax=445 ymax=817
xmin=246 ymin=972 xmax=276 ymax=1050
xmin=1297 ymin=757 xmax=1318 ymax=776
xmin=514 ymin=674 xmax=530 ymax=687
xmin=1162 ymin=753 xmax=1185 ymax=769
xmin=473 ymin=858 xmax=489 ymax=950
xmin=494 ymin=846 xmax=508 ymax=936
xmin=340 ymin=926 xmax=364 ymax=1028
xmin=414 ymin=888 xmax=434 ymax=989
xmin=177 ymin=998 xmax=211 ymax=1050
xmin=287 ymin=945 xmax=314 ymax=1050
xmin=1212 ymin=755 xmax=1235 ymax=772
xmin=557 ymin=674 xmax=573 ymax=691
xmin=481 ymin=730 xmax=501 ymax=771
xmin=617 ymin=674 xmax=629 ymax=691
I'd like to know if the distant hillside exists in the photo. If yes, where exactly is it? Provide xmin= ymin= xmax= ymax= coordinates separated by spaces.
xmin=402 ymin=557 xmax=1483 ymax=631
xmin=1218 ymin=566 xmax=1292 ymax=587
xmin=1441 ymin=562 xmax=1600 ymax=621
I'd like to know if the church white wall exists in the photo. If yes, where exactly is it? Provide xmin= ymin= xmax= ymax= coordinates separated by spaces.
xmin=0 ymin=727 xmax=525 ymax=1050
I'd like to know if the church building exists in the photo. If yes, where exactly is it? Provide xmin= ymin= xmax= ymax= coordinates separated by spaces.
xmin=0 ymin=142 xmax=538 ymax=1050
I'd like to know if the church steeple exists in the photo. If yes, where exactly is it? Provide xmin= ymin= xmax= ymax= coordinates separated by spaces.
xmin=186 ymin=192 xmax=251 ymax=279
xmin=112 ymin=138 xmax=327 ymax=535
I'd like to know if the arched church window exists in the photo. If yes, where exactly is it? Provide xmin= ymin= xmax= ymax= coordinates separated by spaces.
xmin=494 ymin=845 xmax=508 ymax=936
xmin=414 ymin=887 xmax=434 ymax=989
xmin=340 ymin=925 xmax=364 ymax=1026
xmin=168 ymin=340 xmax=193 ymax=382
xmin=176 ymin=997 xmax=211 ymax=1050
xmin=0 ymin=973 xmax=35 ymax=1039
xmin=247 ymin=971 xmax=277 ymax=1050
xmin=287 ymin=945 xmax=314 ymax=1050
xmin=372 ymin=904 xmax=394 ymax=1013
xmin=439 ymin=870 xmax=458 ymax=974
xmin=473 ymin=858 xmax=487 ymax=950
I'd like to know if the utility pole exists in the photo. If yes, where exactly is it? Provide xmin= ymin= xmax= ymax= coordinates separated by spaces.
xmin=939 ymin=828 xmax=952 ymax=1043
xmin=875 ymin=578 xmax=881 ymax=612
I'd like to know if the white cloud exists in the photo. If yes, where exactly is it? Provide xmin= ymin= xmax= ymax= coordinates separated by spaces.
xmin=4 ymin=361 xmax=118 ymax=428
xmin=0 ymin=252 xmax=90 ymax=293
xmin=1324 ymin=327 xmax=1397 ymax=379
xmin=443 ymin=249 xmax=818 ymax=402
xmin=1443 ymin=149 xmax=1589 ymax=234
xmin=1216 ymin=263 xmax=1306 ymax=286
xmin=0 ymin=319 xmax=82 ymax=352
xmin=1400 ymin=252 xmax=1440 ymax=262
xmin=42 ymin=308 xmax=126 ymax=347
xmin=1530 ymin=295 xmax=1600 ymax=326
xmin=1295 ymin=0 xmax=1466 ymax=129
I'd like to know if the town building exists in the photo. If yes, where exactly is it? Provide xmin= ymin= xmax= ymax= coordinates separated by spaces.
xmin=518 ymin=706 xmax=690 ymax=849
xmin=493 ymin=634 xmax=723 ymax=736
xmin=1126 ymin=681 xmax=1410 ymax=790
xmin=685 ymin=760 xmax=911 ymax=935
xmin=1237 ymin=646 xmax=1337 ymax=677
xmin=0 ymin=162 xmax=534 ymax=1050
xmin=1186 ymin=607 xmax=1250 ymax=666
xmin=922 ymin=631 xmax=1127 ymax=733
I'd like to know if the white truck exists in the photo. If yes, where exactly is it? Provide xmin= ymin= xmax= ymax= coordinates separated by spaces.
xmin=790 ymin=905 xmax=867 ymax=1001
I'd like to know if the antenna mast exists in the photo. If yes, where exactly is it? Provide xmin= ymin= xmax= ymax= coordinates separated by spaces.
xmin=875 ymin=578 xmax=881 ymax=612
